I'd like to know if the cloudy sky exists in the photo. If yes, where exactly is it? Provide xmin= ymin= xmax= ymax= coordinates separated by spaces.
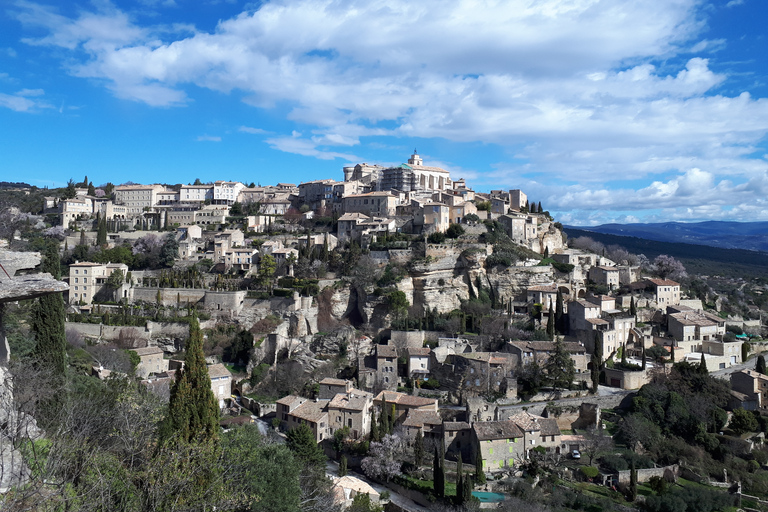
xmin=1 ymin=0 xmax=767 ymax=225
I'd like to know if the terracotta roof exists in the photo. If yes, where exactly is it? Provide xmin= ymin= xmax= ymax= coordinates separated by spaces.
xmin=374 ymin=391 xmax=437 ymax=408
xmin=646 ymin=278 xmax=680 ymax=287
xmin=668 ymin=312 xmax=718 ymax=327
xmin=472 ymin=420 xmax=523 ymax=441
xmin=507 ymin=411 xmax=560 ymax=437
xmin=407 ymin=347 xmax=431 ymax=356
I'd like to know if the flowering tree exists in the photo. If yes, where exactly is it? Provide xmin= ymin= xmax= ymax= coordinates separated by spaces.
xmin=361 ymin=433 xmax=404 ymax=481
xmin=652 ymin=254 xmax=687 ymax=281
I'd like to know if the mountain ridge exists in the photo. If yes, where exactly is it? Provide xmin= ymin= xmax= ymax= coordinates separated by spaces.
xmin=565 ymin=220 xmax=768 ymax=253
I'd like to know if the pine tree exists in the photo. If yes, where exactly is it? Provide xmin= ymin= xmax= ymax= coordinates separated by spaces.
xmin=33 ymin=242 xmax=66 ymax=377
xmin=700 ymin=352 xmax=708 ymax=374
xmin=160 ymin=316 xmax=220 ymax=445
xmin=546 ymin=303 xmax=555 ymax=340
xmin=756 ymin=355 xmax=767 ymax=375
xmin=555 ymin=289 xmax=564 ymax=334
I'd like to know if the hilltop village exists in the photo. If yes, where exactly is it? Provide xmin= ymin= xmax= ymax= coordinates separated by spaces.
xmin=1 ymin=150 xmax=767 ymax=511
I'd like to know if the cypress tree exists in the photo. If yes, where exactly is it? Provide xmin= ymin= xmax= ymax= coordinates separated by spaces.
xmin=621 ymin=343 xmax=627 ymax=365
xmin=32 ymin=242 xmax=67 ymax=380
xmin=433 ymin=447 xmax=445 ymax=499
xmin=390 ymin=403 xmax=396 ymax=434
xmin=641 ymin=345 xmax=647 ymax=370
xmin=670 ymin=344 xmax=675 ymax=363
xmin=160 ymin=316 xmax=220 ymax=445
xmin=414 ymin=429 xmax=424 ymax=466
xmin=757 ymin=355 xmax=767 ymax=375
xmin=555 ymin=289 xmax=564 ymax=334
xmin=538 ymin=201 xmax=543 ymax=214
xmin=630 ymin=296 xmax=637 ymax=317
xmin=546 ymin=303 xmax=555 ymax=340
xmin=591 ymin=354 xmax=600 ymax=393
xmin=629 ymin=461 xmax=638 ymax=501
xmin=475 ymin=451 xmax=486 ymax=484
xmin=456 ymin=456 xmax=464 ymax=505
xmin=700 ymin=352 xmax=708 ymax=374
xmin=96 ymin=215 xmax=107 ymax=245
xmin=339 ymin=455 xmax=348 ymax=477
xmin=370 ymin=410 xmax=380 ymax=442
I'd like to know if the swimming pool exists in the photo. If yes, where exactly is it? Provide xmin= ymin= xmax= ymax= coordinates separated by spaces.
xmin=472 ymin=491 xmax=506 ymax=503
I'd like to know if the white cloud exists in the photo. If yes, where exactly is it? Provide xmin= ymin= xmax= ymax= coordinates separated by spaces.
xmin=11 ymin=0 xmax=768 ymax=222
xmin=0 ymin=92 xmax=37 ymax=112
xmin=16 ymin=88 xmax=44 ymax=96
xmin=196 ymin=135 xmax=221 ymax=141
xmin=726 ymin=0 xmax=745 ymax=6
xmin=238 ymin=125 xmax=269 ymax=134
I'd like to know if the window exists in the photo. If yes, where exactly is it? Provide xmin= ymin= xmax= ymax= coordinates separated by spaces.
xmin=74 ymin=278 xmax=78 ymax=283
xmin=83 ymin=278 xmax=87 ymax=283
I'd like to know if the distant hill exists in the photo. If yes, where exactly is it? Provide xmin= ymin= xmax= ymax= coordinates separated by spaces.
xmin=0 ymin=181 xmax=31 ymax=189
xmin=566 ymin=221 xmax=768 ymax=253
xmin=563 ymin=227 xmax=768 ymax=280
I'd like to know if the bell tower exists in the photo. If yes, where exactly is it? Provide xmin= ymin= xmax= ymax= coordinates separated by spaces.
xmin=407 ymin=148 xmax=422 ymax=167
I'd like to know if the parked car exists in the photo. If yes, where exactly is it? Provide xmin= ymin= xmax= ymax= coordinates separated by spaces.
xmin=571 ymin=449 xmax=581 ymax=459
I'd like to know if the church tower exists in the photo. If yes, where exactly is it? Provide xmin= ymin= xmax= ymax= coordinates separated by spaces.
xmin=407 ymin=149 xmax=423 ymax=167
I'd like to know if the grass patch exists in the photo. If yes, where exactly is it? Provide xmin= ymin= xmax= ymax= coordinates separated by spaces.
xmin=224 ymin=363 xmax=247 ymax=374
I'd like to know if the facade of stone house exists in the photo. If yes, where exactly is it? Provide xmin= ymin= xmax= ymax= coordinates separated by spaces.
xmin=442 ymin=421 xmax=472 ymax=462
xmin=588 ymin=266 xmax=620 ymax=290
xmin=327 ymin=389 xmax=373 ymax=440
xmin=646 ymin=278 xmax=680 ymax=306
xmin=506 ymin=411 xmax=562 ymax=456
xmin=406 ymin=347 xmax=431 ymax=379
xmin=376 ymin=345 xmax=398 ymax=390
xmin=731 ymin=370 xmax=768 ymax=414
xmin=207 ymin=363 xmax=233 ymax=409
xmin=471 ymin=420 xmax=525 ymax=472
xmin=134 ymin=346 xmax=165 ymax=378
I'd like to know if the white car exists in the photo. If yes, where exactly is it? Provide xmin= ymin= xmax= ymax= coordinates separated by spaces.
xmin=571 ymin=449 xmax=581 ymax=459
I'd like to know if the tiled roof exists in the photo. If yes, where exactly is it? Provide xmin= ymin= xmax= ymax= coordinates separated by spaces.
xmin=507 ymin=412 xmax=561 ymax=437
xmin=374 ymin=391 xmax=437 ymax=408
xmin=319 ymin=378 xmax=348 ymax=386
xmin=402 ymin=409 xmax=442 ymax=428
xmin=646 ymin=278 xmax=680 ymax=287
xmin=277 ymin=395 xmax=305 ymax=407
xmin=328 ymin=391 xmax=372 ymax=411
xmin=443 ymin=421 xmax=471 ymax=431
xmin=207 ymin=363 xmax=232 ymax=380
xmin=376 ymin=345 xmax=398 ymax=358
xmin=472 ymin=420 xmax=523 ymax=441
xmin=290 ymin=399 xmax=329 ymax=423
xmin=407 ymin=347 xmax=431 ymax=356
xmin=134 ymin=347 xmax=163 ymax=356
xmin=527 ymin=284 xmax=558 ymax=293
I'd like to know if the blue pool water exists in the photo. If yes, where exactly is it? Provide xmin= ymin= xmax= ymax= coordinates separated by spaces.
xmin=472 ymin=491 xmax=506 ymax=503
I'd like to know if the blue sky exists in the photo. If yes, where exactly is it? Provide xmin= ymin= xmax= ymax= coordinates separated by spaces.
xmin=1 ymin=0 xmax=768 ymax=226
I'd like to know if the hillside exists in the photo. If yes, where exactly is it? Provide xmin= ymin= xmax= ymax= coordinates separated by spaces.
xmin=564 ymin=227 xmax=768 ymax=280
xmin=567 ymin=221 xmax=768 ymax=253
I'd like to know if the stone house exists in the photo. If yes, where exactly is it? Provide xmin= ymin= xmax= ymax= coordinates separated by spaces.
xmin=504 ymin=341 xmax=589 ymax=374
xmin=276 ymin=396 xmax=330 ymax=443
xmin=603 ymin=367 xmax=651 ymax=390
xmin=134 ymin=346 xmax=165 ymax=378
xmin=442 ymin=421 xmax=473 ymax=462
xmin=401 ymin=409 xmax=443 ymax=442
xmin=68 ymin=261 xmax=130 ymax=305
xmin=505 ymin=411 xmax=562 ymax=456
xmin=471 ymin=420 xmax=525 ymax=472
xmin=667 ymin=308 xmax=726 ymax=341
xmin=406 ymin=347 xmax=431 ymax=379
xmin=731 ymin=370 xmax=768 ymax=414
xmin=418 ymin=202 xmax=451 ymax=233
xmin=208 ymin=363 xmax=233 ymax=408
xmin=588 ymin=266 xmax=620 ymax=290
xmin=376 ymin=344 xmax=398 ymax=390
xmin=449 ymin=352 xmax=517 ymax=398
xmin=342 ymin=191 xmax=398 ymax=217
xmin=337 ymin=212 xmax=370 ymax=241
xmin=213 ymin=181 xmax=245 ymax=205
xmin=373 ymin=390 xmax=438 ymax=426
xmin=645 ymin=278 xmax=681 ymax=306
xmin=327 ymin=388 xmax=374 ymax=440
xmin=318 ymin=377 xmax=353 ymax=399
xmin=526 ymin=284 xmax=560 ymax=311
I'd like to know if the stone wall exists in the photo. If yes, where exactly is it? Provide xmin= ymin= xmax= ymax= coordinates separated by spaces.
xmin=617 ymin=464 xmax=679 ymax=485
xmin=131 ymin=287 xmax=206 ymax=306
xmin=65 ymin=321 xmax=191 ymax=346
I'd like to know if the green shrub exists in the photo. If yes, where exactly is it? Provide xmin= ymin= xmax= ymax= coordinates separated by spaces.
xmin=581 ymin=466 xmax=599 ymax=479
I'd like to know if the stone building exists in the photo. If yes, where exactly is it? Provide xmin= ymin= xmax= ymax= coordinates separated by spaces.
xmin=471 ymin=420 xmax=524 ymax=473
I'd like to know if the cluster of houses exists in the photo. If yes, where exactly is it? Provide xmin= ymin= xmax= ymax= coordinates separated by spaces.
xmin=276 ymin=376 xmax=576 ymax=476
